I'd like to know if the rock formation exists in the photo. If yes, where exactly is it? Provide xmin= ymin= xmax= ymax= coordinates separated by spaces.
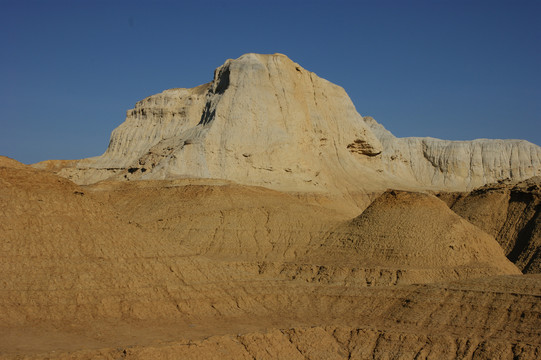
xmin=365 ymin=116 xmax=541 ymax=190
xmin=52 ymin=53 xmax=388 ymax=195
xmin=37 ymin=53 xmax=541 ymax=194
xmin=5 ymin=53 xmax=541 ymax=358
xmin=307 ymin=190 xmax=520 ymax=283
xmin=438 ymin=177 xmax=541 ymax=273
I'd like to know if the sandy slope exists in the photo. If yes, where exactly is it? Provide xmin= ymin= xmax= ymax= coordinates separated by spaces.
xmin=1 ymin=157 xmax=540 ymax=359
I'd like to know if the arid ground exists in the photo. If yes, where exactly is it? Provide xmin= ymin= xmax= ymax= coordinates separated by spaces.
xmin=1 ymin=54 xmax=540 ymax=359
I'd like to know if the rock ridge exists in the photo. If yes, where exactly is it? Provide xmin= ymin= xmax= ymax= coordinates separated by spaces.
xmin=364 ymin=116 xmax=541 ymax=190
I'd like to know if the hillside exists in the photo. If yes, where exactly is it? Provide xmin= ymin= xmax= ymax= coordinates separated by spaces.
xmin=2 ymin=157 xmax=540 ymax=359
xmin=438 ymin=177 xmax=541 ymax=273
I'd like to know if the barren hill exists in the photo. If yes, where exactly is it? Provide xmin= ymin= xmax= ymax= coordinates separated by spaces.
xmin=438 ymin=177 xmax=541 ymax=274
xmin=36 ymin=53 xmax=541 ymax=194
xmin=2 ymin=157 xmax=540 ymax=359
xmin=307 ymin=190 xmax=520 ymax=283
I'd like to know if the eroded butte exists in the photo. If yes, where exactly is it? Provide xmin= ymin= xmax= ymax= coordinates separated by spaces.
xmin=2 ymin=53 xmax=541 ymax=359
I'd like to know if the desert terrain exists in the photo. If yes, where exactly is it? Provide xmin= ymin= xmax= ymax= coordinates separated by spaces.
xmin=1 ymin=54 xmax=540 ymax=359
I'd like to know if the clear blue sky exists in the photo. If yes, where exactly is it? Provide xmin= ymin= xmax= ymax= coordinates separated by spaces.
xmin=1 ymin=0 xmax=540 ymax=164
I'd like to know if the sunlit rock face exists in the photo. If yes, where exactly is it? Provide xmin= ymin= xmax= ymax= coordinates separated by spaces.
xmin=47 ymin=53 xmax=541 ymax=193
xmin=364 ymin=116 xmax=541 ymax=190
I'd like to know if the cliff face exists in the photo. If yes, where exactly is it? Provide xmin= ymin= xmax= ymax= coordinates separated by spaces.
xmin=101 ymin=83 xmax=210 ymax=169
xmin=365 ymin=116 xmax=541 ymax=190
xmin=134 ymin=53 xmax=384 ymax=192
xmin=437 ymin=177 xmax=541 ymax=273
xmin=58 ymin=53 xmax=387 ymax=193
xmin=48 ymin=53 xmax=541 ymax=193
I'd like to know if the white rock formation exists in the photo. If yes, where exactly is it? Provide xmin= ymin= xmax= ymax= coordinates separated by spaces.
xmin=57 ymin=53 xmax=391 ymax=193
xmin=364 ymin=116 xmax=541 ymax=190
xmin=49 ymin=53 xmax=541 ymax=193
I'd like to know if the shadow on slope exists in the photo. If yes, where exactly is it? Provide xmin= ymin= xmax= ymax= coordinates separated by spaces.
xmin=438 ymin=177 xmax=541 ymax=273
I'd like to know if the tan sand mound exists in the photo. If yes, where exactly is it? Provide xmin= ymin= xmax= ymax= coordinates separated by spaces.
xmin=0 ymin=159 xmax=241 ymax=325
xmin=308 ymin=190 xmax=520 ymax=283
xmin=1 ymin=160 xmax=539 ymax=358
xmin=84 ymin=179 xmax=355 ymax=261
xmin=0 ymin=155 xmax=27 ymax=169
xmin=31 ymin=158 xmax=78 ymax=172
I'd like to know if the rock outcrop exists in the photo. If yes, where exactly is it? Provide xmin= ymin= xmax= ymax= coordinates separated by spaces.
xmin=365 ymin=116 xmax=541 ymax=190
xmin=55 ymin=53 xmax=388 ymax=194
xmin=43 ymin=53 xmax=540 ymax=193
xmin=438 ymin=177 xmax=541 ymax=273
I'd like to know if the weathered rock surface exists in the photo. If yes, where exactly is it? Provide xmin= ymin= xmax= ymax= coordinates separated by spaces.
xmin=5 ymin=274 xmax=540 ymax=359
xmin=438 ymin=177 xmax=541 ymax=273
xmin=54 ymin=53 xmax=389 ymax=194
xmin=0 ymin=156 xmax=224 ymax=325
xmin=365 ymin=116 xmax=541 ymax=191
xmin=83 ymin=180 xmax=519 ymax=285
xmin=1 ymin=157 xmax=540 ymax=359
xmin=38 ymin=53 xmax=541 ymax=195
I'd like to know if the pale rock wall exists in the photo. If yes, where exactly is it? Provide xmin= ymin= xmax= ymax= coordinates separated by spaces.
xmin=86 ymin=83 xmax=209 ymax=169
xmin=365 ymin=116 xmax=541 ymax=190
xmin=60 ymin=53 xmax=389 ymax=193
xmin=56 ymin=84 xmax=210 ymax=184
xmin=50 ymin=53 xmax=541 ymax=193
xmin=138 ymin=53 xmax=384 ymax=193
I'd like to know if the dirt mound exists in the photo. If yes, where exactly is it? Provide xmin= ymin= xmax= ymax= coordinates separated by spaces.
xmin=1 ymin=159 xmax=539 ymax=359
xmin=84 ymin=178 xmax=352 ymax=261
xmin=31 ymin=159 xmax=78 ymax=172
xmin=308 ymin=190 xmax=520 ymax=283
xmin=0 ymin=155 xmax=27 ymax=169
xmin=438 ymin=177 xmax=541 ymax=273
xmin=0 ymin=160 xmax=238 ymax=325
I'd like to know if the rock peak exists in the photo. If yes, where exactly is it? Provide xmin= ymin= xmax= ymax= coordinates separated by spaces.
xmin=57 ymin=53 xmax=385 ymax=194
xmin=46 ymin=54 xmax=541 ymax=196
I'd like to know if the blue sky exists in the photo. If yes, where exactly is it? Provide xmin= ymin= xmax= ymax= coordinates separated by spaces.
xmin=1 ymin=0 xmax=540 ymax=164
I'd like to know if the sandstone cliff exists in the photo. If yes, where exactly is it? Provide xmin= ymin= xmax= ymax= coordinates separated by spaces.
xmin=42 ymin=53 xmax=540 ymax=193
xmin=55 ymin=53 xmax=388 ymax=194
